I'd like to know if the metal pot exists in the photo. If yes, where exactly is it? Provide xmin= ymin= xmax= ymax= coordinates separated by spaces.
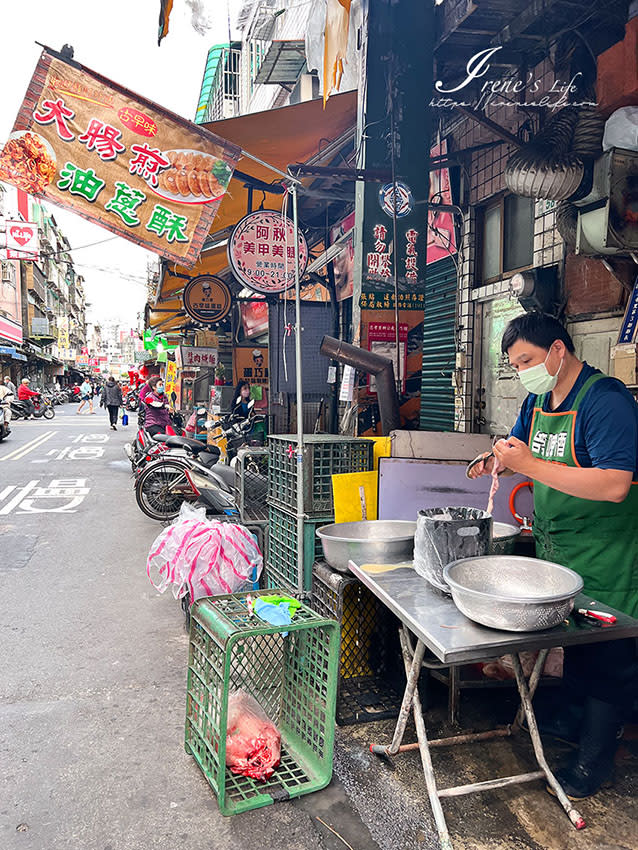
xmin=490 ymin=522 xmax=521 ymax=556
xmin=443 ymin=555 xmax=583 ymax=632
xmin=316 ymin=520 xmax=417 ymax=574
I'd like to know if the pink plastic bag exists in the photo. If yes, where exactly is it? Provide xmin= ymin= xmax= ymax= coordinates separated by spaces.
xmin=146 ymin=505 xmax=262 ymax=602
xmin=225 ymin=691 xmax=281 ymax=781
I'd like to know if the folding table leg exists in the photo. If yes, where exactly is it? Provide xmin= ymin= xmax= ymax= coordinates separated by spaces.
xmin=512 ymin=648 xmax=548 ymax=730
xmin=509 ymin=653 xmax=586 ymax=831
xmin=386 ymin=628 xmax=426 ymax=755
xmin=398 ymin=627 xmax=454 ymax=850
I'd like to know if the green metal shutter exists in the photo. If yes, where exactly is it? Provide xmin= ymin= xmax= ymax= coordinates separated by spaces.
xmin=419 ymin=257 xmax=457 ymax=431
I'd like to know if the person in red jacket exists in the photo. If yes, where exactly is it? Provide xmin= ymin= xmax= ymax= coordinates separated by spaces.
xmin=17 ymin=378 xmax=38 ymax=417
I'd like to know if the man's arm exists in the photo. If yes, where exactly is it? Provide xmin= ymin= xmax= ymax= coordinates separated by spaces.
xmin=493 ymin=437 xmax=633 ymax=503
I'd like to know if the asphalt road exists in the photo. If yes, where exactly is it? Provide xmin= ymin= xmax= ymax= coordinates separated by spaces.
xmin=0 ymin=407 xmax=378 ymax=850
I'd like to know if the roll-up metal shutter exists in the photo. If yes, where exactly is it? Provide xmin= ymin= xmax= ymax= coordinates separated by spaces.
xmin=419 ymin=257 xmax=457 ymax=431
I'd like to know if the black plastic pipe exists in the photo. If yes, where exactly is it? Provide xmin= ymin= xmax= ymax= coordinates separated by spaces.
xmin=320 ymin=335 xmax=401 ymax=435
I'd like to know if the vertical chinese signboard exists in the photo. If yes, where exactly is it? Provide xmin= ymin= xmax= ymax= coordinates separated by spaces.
xmin=0 ymin=49 xmax=241 ymax=267
xmin=353 ymin=0 xmax=433 ymax=434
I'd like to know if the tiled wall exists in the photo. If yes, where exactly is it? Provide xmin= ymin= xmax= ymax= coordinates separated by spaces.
xmin=446 ymin=59 xmax=570 ymax=431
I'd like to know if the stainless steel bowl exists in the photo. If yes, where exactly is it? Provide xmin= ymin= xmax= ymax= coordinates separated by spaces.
xmin=443 ymin=555 xmax=583 ymax=632
xmin=490 ymin=522 xmax=521 ymax=556
xmin=316 ymin=520 xmax=417 ymax=574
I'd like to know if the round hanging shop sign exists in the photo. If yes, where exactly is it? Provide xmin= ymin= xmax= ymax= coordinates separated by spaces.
xmin=379 ymin=181 xmax=414 ymax=219
xmin=228 ymin=209 xmax=309 ymax=294
xmin=182 ymin=274 xmax=232 ymax=325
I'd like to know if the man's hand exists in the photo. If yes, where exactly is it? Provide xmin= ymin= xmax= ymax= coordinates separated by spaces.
xmin=492 ymin=436 xmax=536 ymax=477
xmin=467 ymin=451 xmax=497 ymax=480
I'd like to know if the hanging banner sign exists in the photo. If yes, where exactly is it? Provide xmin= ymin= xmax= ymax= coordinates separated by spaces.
xmin=0 ymin=49 xmax=241 ymax=267
xmin=228 ymin=210 xmax=308 ymax=294
xmin=76 ymin=353 xmax=89 ymax=367
xmin=5 ymin=219 xmax=39 ymax=259
xmin=182 ymin=274 xmax=232 ymax=325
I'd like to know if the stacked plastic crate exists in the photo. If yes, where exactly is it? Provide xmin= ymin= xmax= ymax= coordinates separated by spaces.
xmin=265 ymin=434 xmax=374 ymax=594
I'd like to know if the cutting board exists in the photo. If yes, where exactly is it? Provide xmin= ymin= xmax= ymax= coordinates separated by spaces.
xmin=377 ymin=457 xmax=533 ymax=526
xmin=332 ymin=470 xmax=379 ymax=523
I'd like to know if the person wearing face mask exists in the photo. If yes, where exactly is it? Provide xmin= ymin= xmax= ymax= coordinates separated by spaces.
xmin=142 ymin=374 xmax=171 ymax=437
xmin=469 ymin=311 xmax=638 ymax=800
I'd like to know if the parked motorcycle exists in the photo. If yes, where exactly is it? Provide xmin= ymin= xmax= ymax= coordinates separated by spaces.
xmin=133 ymin=413 xmax=265 ymax=521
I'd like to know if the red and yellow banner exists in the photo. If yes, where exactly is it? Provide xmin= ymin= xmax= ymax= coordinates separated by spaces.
xmin=0 ymin=49 xmax=241 ymax=267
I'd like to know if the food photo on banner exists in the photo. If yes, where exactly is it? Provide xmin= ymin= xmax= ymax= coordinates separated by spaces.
xmin=0 ymin=47 xmax=241 ymax=267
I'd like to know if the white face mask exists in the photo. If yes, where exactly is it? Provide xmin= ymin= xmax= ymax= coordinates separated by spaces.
xmin=518 ymin=349 xmax=563 ymax=394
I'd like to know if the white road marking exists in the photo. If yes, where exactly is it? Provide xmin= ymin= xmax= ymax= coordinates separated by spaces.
xmin=0 ymin=431 xmax=56 ymax=462
xmin=0 ymin=480 xmax=39 ymax=515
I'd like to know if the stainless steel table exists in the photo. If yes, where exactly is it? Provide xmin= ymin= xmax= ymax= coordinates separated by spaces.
xmin=348 ymin=560 xmax=638 ymax=850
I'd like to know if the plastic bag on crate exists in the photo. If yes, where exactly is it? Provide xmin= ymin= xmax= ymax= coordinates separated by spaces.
xmin=225 ymin=690 xmax=281 ymax=781
xmin=146 ymin=503 xmax=263 ymax=602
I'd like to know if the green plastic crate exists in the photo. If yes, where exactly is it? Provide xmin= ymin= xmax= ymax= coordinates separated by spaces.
xmin=185 ymin=591 xmax=339 ymax=815
xmin=268 ymin=435 xmax=374 ymax=516
xmin=266 ymin=504 xmax=329 ymax=593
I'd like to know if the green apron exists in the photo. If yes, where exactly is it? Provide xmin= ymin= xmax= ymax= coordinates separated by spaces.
xmin=529 ymin=373 xmax=638 ymax=617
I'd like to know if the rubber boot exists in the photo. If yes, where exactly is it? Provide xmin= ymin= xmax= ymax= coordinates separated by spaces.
xmin=525 ymin=699 xmax=584 ymax=746
xmin=550 ymin=697 xmax=621 ymax=799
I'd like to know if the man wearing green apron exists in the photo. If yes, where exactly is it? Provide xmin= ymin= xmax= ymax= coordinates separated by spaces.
xmin=470 ymin=312 xmax=638 ymax=799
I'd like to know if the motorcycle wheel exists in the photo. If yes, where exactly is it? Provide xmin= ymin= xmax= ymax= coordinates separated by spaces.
xmin=135 ymin=459 xmax=192 ymax=521
xmin=42 ymin=407 xmax=55 ymax=419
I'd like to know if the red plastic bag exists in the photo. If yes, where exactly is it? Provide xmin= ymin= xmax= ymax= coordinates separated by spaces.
xmin=225 ymin=691 xmax=281 ymax=781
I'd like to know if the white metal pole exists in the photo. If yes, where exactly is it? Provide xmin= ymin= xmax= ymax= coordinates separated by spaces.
xmin=292 ymin=184 xmax=305 ymax=596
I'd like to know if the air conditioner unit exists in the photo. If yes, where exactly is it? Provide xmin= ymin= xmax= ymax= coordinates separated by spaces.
xmin=575 ymin=147 xmax=638 ymax=255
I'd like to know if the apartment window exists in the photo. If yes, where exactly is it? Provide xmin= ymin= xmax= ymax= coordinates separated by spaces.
xmin=479 ymin=195 xmax=534 ymax=284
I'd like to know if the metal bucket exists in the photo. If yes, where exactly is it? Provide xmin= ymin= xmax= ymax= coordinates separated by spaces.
xmin=413 ymin=507 xmax=492 ymax=593
xmin=490 ymin=522 xmax=521 ymax=556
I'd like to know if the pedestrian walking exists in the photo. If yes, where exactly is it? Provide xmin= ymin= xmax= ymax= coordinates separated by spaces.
xmin=100 ymin=376 xmax=123 ymax=430
xmin=77 ymin=378 xmax=95 ymax=414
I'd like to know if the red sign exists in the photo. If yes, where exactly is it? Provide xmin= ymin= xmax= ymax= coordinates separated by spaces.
xmin=239 ymin=301 xmax=268 ymax=338
xmin=228 ymin=210 xmax=308 ymax=294
xmin=0 ymin=49 xmax=240 ymax=267
xmin=427 ymin=139 xmax=457 ymax=264
xmin=117 ymin=107 xmax=157 ymax=138
xmin=6 ymin=219 xmax=39 ymax=260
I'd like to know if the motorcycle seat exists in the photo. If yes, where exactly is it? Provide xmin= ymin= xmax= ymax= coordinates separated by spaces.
xmin=153 ymin=434 xmax=208 ymax=453
xmin=210 ymin=463 xmax=236 ymax=486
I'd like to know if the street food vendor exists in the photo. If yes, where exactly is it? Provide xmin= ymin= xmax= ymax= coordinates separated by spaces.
xmin=469 ymin=311 xmax=638 ymax=800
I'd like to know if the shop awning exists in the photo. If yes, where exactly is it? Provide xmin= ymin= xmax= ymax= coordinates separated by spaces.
xmin=150 ymin=90 xmax=357 ymax=333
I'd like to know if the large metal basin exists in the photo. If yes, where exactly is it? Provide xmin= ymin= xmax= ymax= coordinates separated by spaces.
xmin=443 ymin=555 xmax=583 ymax=632
xmin=317 ymin=520 xmax=417 ymax=574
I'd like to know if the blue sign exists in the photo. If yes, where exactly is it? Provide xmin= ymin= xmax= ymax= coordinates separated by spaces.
xmin=0 ymin=346 xmax=17 ymax=356
xmin=379 ymin=181 xmax=414 ymax=219
xmin=618 ymin=275 xmax=638 ymax=344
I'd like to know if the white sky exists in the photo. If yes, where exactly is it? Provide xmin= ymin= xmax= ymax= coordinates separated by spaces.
xmin=0 ymin=0 xmax=241 ymax=329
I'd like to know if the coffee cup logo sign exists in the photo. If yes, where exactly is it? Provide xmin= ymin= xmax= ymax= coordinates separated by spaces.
xmin=228 ymin=210 xmax=308 ymax=294
xmin=182 ymin=274 xmax=232 ymax=325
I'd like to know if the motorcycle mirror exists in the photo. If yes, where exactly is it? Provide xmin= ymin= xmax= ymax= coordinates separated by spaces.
xmin=171 ymin=391 xmax=177 ymax=402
